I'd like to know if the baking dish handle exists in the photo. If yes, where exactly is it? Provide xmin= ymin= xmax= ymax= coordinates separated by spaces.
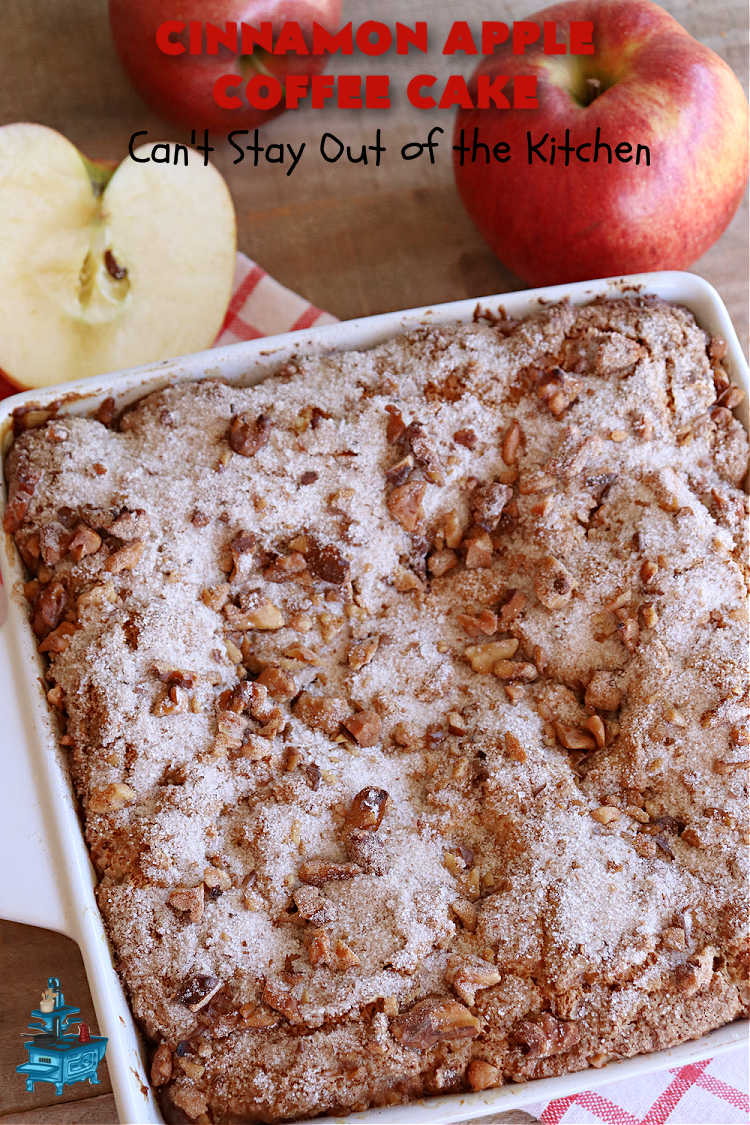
xmin=0 ymin=584 xmax=74 ymax=937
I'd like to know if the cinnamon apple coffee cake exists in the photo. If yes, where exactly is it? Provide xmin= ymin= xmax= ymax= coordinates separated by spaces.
xmin=4 ymin=297 xmax=749 ymax=1123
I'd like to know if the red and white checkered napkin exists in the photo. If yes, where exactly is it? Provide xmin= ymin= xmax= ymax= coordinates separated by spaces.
xmin=216 ymin=252 xmax=338 ymax=344
xmin=527 ymin=1048 xmax=749 ymax=1125
xmin=1 ymin=255 xmax=748 ymax=1123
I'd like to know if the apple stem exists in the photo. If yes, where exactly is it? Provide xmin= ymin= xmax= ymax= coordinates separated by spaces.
xmin=80 ymin=155 xmax=115 ymax=198
xmin=583 ymin=77 xmax=603 ymax=105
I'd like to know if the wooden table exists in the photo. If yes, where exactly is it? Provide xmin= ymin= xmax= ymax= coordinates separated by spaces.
xmin=0 ymin=1 xmax=746 ymax=1120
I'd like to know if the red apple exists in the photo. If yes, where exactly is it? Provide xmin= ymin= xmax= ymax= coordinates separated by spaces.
xmin=453 ymin=0 xmax=749 ymax=285
xmin=109 ymin=0 xmax=342 ymax=132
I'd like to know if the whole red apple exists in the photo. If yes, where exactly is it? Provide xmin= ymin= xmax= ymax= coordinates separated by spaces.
xmin=109 ymin=0 xmax=341 ymax=132
xmin=453 ymin=0 xmax=749 ymax=285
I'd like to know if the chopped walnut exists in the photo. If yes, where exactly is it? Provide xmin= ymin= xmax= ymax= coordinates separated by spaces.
xmin=512 ymin=1012 xmax=581 ymax=1057
xmin=498 ymin=590 xmax=527 ymax=627
xmin=150 ymin=1043 xmax=172 ymax=1087
xmin=176 ymin=974 xmax=223 ymax=1012
xmin=348 ymin=636 xmax=380 ymax=671
xmin=306 ymin=539 xmax=350 ymax=585
xmin=152 ymin=684 xmax=188 ymax=716
xmin=262 ymin=980 xmax=300 ymax=1022
xmin=584 ymin=714 xmax=607 ymax=748
xmin=537 ymin=369 xmax=582 ymax=417
xmin=201 ymin=583 xmax=230 ymax=612
xmin=447 ymin=711 xmax=467 ymax=735
xmin=257 ymin=664 xmax=296 ymax=701
xmin=88 ymin=782 xmax=136 ymax=812
xmin=553 ymin=722 xmax=596 ymax=751
xmin=39 ymin=622 xmax=76 ymax=654
xmin=534 ymin=555 xmax=575 ymax=609
xmin=427 ymin=548 xmax=458 ymax=577
xmin=32 ymin=579 xmax=67 ymax=637
xmin=105 ymin=540 xmax=144 ymax=574
xmin=245 ymin=601 xmax=285 ymax=630
xmin=675 ymin=946 xmax=717 ymax=996
xmin=306 ymin=927 xmax=332 ymax=967
xmin=467 ymin=1059 xmax=501 ymax=1091
xmin=293 ymin=693 xmax=349 ymax=737
xmin=334 ymin=939 xmax=361 ymax=970
xmin=292 ymin=885 xmax=333 ymax=924
xmin=470 ymin=481 xmax=512 ymax=530
xmin=457 ymin=608 xmax=498 ymax=637
xmin=68 ymin=523 xmax=102 ymax=561
xmin=591 ymin=805 xmax=620 ymax=825
xmin=262 ymin=552 xmax=306 ymax=582
xmin=228 ymin=411 xmax=271 ymax=456
xmin=585 ymin=670 xmax=622 ymax=711
xmin=446 ymin=955 xmax=501 ymax=1006
xmin=463 ymin=529 xmax=494 ymax=569
xmin=454 ymin=428 xmax=478 ymax=449
xmin=347 ymin=786 xmax=389 ymax=830
xmin=298 ymin=859 xmax=361 ymax=886
xmin=387 ymin=480 xmax=426 ymax=532
xmin=443 ymin=509 xmax=463 ymax=549
xmin=502 ymin=419 xmax=523 ymax=465
xmin=109 ymin=509 xmax=149 ymax=540
xmin=168 ymin=884 xmax=205 ymax=923
xmin=493 ymin=659 xmax=537 ymax=682
xmin=450 ymin=899 xmax=478 ymax=931
xmin=343 ymin=709 xmax=382 ymax=746
xmin=170 ymin=1087 xmax=208 ymax=1121
xmin=391 ymin=996 xmax=480 ymax=1049
xmin=465 ymin=638 xmax=518 ymax=673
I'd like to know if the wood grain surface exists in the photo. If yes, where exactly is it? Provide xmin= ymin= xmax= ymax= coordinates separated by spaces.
xmin=0 ymin=0 xmax=747 ymax=1121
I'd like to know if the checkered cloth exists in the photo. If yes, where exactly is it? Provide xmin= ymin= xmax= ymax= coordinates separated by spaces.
xmin=1 ymin=254 xmax=748 ymax=1124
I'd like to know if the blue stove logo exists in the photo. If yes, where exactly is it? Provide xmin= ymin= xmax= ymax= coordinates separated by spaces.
xmin=17 ymin=977 xmax=107 ymax=1096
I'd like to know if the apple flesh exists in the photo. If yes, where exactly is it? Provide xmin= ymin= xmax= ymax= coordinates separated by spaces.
xmin=109 ymin=0 xmax=342 ymax=132
xmin=0 ymin=123 xmax=236 ymax=390
xmin=453 ymin=0 xmax=749 ymax=285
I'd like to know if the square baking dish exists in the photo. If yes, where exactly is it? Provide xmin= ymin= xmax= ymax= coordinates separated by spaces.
xmin=0 ymin=270 xmax=747 ymax=1125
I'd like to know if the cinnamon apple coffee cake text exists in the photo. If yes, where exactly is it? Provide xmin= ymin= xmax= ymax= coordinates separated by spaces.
xmin=5 ymin=297 xmax=749 ymax=1123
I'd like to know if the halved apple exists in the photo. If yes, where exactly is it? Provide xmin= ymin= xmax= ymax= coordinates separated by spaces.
xmin=0 ymin=123 xmax=236 ymax=389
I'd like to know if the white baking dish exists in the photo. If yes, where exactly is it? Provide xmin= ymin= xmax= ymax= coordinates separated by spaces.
xmin=0 ymin=271 xmax=747 ymax=1125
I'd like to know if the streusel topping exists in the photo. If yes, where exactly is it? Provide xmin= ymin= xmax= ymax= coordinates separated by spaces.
xmin=5 ymin=297 xmax=748 ymax=1123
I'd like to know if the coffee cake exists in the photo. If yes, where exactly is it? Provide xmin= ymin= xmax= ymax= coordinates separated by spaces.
xmin=4 ymin=297 xmax=749 ymax=1123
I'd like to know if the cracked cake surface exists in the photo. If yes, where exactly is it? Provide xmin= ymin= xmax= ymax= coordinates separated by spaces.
xmin=4 ymin=296 xmax=749 ymax=1123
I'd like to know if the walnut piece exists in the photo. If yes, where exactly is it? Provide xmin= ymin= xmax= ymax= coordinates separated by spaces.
xmin=150 ymin=1043 xmax=172 ymax=1087
xmin=257 ymin=664 xmax=296 ymax=701
xmin=293 ymin=692 xmax=349 ymax=737
xmin=88 ymin=782 xmax=136 ymax=812
xmin=68 ymin=523 xmax=102 ymax=561
xmin=465 ymin=639 xmax=518 ymax=673
xmin=446 ymin=955 xmax=501 ymax=1006
xmin=168 ymin=884 xmax=204 ymax=923
xmin=534 ymin=555 xmax=575 ymax=609
xmin=176 ymin=974 xmax=222 ymax=1012
xmin=512 ymin=1012 xmax=581 ymax=1058
xmin=298 ymin=859 xmax=361 ymax=886
xmin=104 ymin=540 xmax=144 ymax=574
xmin=467 ymin=1059 xmax=501 ymax=1091
xmin=343 ymin=710 xmax=382 ymax=746
xmin=306 ymin=539 xmax=350 ymax=585
xmin=228 ymin=411 xmax=271 ymax=456
xmin=391 ymin=996 xmax=480 ymax=1049
xmin=348 ymin=636 xmax=380 ymax=670
xmin=387 ymin=480 xmax=426 ymax=532
xmin=470 ymin=480 xmax=512 ymax=530
xmin=346 ymin=786 xmax=389 ymax=830
xmin=585 ymin=670 xmax=623 ymax=711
